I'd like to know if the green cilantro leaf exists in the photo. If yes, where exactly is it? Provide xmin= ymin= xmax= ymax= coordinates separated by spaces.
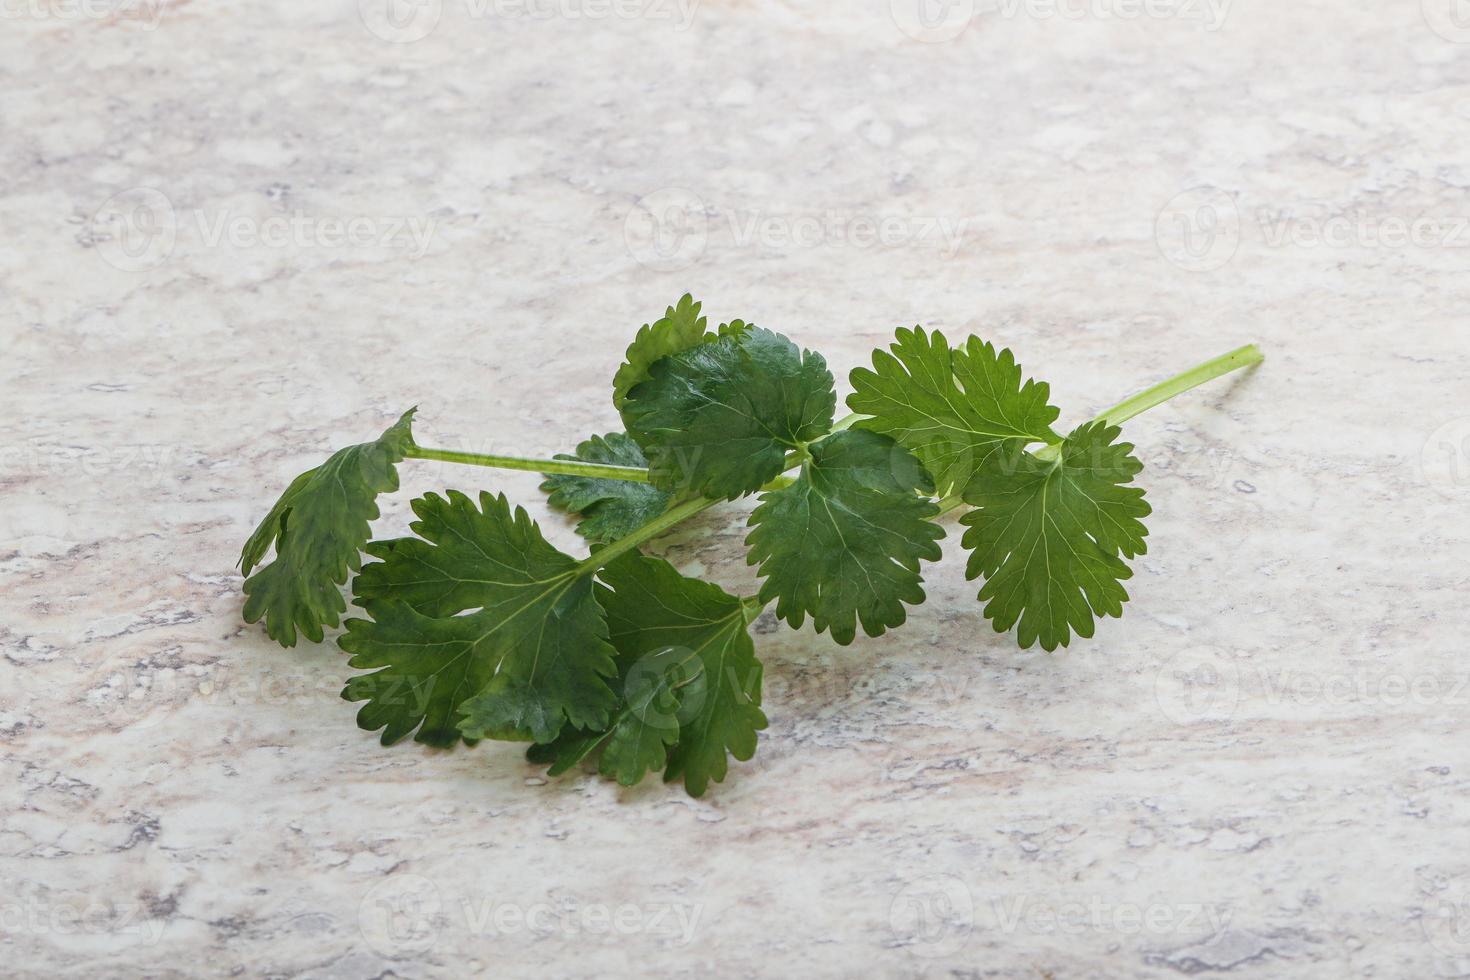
xmin=539 ymin=432 xmax=674 ymax=542
xmin=622 ymin=327 xmax=836 ymax=500
xmin=596 ymin=553 xmax=766 ymax=797
xmin=341 ymin=490 xmax=618 ymax=746
xmin=525 ymin=728 xmax=605 ymax=777
xmin=240 ymin=409 xmax=416 ymax=648
xmin=746 ymin=429 xmax=945 ymax=644
xmin=600 ymin=647 xmax=699 ymax=785
xmin=847 ymin=327 xmax=1061 ymax=494
xmin=525 ymin=647 xmax=703 ymax=786
xmin=611 ymin=294 xmax=710 ymax=410
xmin=960 ymin=421 xmax=1151 ymax=651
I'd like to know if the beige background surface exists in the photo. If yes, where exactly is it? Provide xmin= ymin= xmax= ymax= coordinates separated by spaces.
xmin=4 ymin=0 xmax=1470 ymax=976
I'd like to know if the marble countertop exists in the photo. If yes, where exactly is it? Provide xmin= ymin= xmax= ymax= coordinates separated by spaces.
xmin=4 ymin=1 xmax=1470 ymax=976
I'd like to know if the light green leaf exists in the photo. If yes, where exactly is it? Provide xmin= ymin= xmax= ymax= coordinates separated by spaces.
xmin=960 ymin=421 xmax=1151 ymax=651
xmin=622 ymin=327 xmax=836 ymax=500
xmin=340 ymin=490 xmax=618 ymax=747
xmin=746 ymin=429 xmax=945 ymax=645
xmin=847 ymin=327 xmax=1061 ymax=495
xmin=241 ymin=408 xmax=416 ymax=647
xmin=611 ymin=294 xmax=710 ymax=410
xmin=539 ymin=432 xmax=673 ymax=543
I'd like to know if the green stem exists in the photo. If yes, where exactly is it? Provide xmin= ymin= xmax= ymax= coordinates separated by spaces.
xmin=1031 ymin=442 xmax=1063 ymax=464
xmin=410 ymin=412 xmax=869 ymax=485
xmin=740 ymin=594 xmax=769 ymax=623
xmin=934 ymin=344 xmax=1262 ymax=514
xmin=411 ymin=442 xmax=804 ymax=495
xmin=407 ymin=446 xmax=652 ymax=483
xmin=1094 ymin=343 xmax=1263 ymax=428
xmin=934 ymin=492 xmax=965 ymax=518
xmin=577 ymin=495 xmax=720 ymax=573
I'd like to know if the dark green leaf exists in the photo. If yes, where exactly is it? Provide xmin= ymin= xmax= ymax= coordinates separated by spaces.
xmin=747 ymin=429 xmax=945 ymax=645
xmin=539 ymin=432 xmax=674 ymax=543
xmin=241 ymin=409 xmax=416 ymax=647
xmin=598 ymin=647 xmax=699 ymax=786
xmin=596 ymin=554 xmax=766 ymax=797
xmin=522 ymin=650 xmax=702 ymax=786
xmin=622 ymin=327 xmax=836 ymax=500
xmin=526 ymin=728 xmax=607 ymax=777
xmin=847 ymin=327 xmax=1061 ymax=495
xmin=340 ymin=490 xmax=618 ymax=747
xmin=960 ymin=421 xmax=1151 ymax=651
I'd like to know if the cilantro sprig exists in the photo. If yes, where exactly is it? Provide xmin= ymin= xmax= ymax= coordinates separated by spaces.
xmin=238 ymin=296 xmax=1262 ymax=796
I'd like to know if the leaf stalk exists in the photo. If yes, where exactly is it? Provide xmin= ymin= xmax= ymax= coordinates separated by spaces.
xmin=576 ymin=496 xmax=719 ymax=573
xmin=1095 ymin=343 xmax=1263 ymax=428
xmin=407 ymin=446 xmax=653 ymax=483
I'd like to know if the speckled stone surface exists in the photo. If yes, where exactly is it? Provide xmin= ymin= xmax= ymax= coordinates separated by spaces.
xmin=4 ymin=1 xmax=1470 ymax=977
